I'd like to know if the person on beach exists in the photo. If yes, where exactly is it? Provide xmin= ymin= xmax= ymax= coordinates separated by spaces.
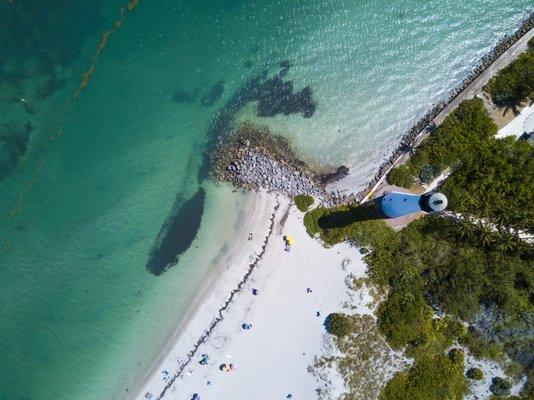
xmin=219 ymin=363 xmax=235 ymax=372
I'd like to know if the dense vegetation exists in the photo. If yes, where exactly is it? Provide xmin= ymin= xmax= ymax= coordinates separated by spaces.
xmin=386 ymin=98 xmax=534 ymax=235
xmin=441 ymin=136 xmax=534 ymax=233
xmin=294 ymin=194 xmax=314 ymax=212
xmin=386 ymin=165 xmax=413 ymax=188
xmin=407 ymin=98 xmax=498 ymax=176
xmin=380 ymin=351 xmax=467 ymax=400
xmin=326 ymin=313 xmax=353 ymax=338
xmin=484 ymin=43 xmax=534 ymax=109
xmin=305 ymin=205 xmax=533 ymax=398
xmin=306 ymin=53 xmax=534 ymax=398
xmin=306 ymin=164 xmax=533 ymax=398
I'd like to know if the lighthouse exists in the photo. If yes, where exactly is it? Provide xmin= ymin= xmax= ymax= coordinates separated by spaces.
xmin=380 ymin=191 xmax=448 ymax=219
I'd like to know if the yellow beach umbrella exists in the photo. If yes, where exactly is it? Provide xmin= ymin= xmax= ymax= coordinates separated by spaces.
xmin=285 ymin=235 xmax=295 ymax=245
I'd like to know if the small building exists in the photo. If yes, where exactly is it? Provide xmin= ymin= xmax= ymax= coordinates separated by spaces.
xmin=381 ymin=191 xmax=448 ymax=219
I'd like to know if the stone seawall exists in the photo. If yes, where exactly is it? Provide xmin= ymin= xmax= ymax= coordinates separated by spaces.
xmin=357 ymin=11 xmax=534 ymax=202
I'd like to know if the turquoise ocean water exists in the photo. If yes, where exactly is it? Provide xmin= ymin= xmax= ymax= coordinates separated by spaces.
xmin=0 ymin=1 xmax=531 ymax=399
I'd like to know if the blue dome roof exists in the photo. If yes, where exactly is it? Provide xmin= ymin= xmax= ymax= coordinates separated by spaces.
xmin=381 ymin=192 xmax=422 ymax=218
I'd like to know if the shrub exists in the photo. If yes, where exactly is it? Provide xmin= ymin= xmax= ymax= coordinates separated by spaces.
xmin=459 ymin=328 xmax=504 ymax=361
xmin=303 ymin=206 xmax=326 ymax=238
xmin=467 ymin=367 xmax=484 ymax=380
xmin=294 ymin=194 xmax=314 ymax=212
xmin=419 ymin=164 xmax=439 ymax=184
xmin=448 ymin=348 xmax=465 ymax=364
xmin=387 ymin=165 xmax=413 ymax=188
xmin=381 ymin=353 xmax=468 ymax=400
xmin=377 ymin=288 xmax=433 ymax=349
xmin=529 ymin=36 xmax=534 ymax=51
xmin=326 ymin=313 xmax=353 ymax=338
xmin=490 ymin=377 xmax=512 ymax=397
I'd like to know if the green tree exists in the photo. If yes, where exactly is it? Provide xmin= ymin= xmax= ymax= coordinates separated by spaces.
xmin=408 ymin=98 xmax=497 ymax=176
xmin=294 ymin=194 xmax=314 ymax=212
xmin=490 ymin=377 xmax=512 ymax=397
xmin=377 ymin=287 xmax=433 ymax=348
xmin=326 ymin=313 xmax=353 ymax=338
xmin=484 ymin=51 xmax=534 ymax=108
xmin=387 ymin=165 xmax=413 ymax=188
xmin=425 ymin=250 xmax=487 ymax=319
xmin=419 ymin=164 xmax=439 ymax=184
xmin=466 ymin=367 xmax=484 ymax=380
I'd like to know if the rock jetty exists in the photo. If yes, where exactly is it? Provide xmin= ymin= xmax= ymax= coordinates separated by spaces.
xmin=210 ymin=122 xmax=337 ymax=203
xmin=225 ymin=150 xmax=325 ymax=198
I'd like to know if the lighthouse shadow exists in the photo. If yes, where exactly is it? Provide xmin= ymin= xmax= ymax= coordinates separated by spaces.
xmin=318 ymin=197 xmax=386 ymax=230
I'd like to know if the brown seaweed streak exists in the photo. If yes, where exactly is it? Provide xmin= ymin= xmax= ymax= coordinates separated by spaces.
xmin=72 ymin=0 xmax=138 ymax=101
xmin=0 ymin=0 xmax=140 ymax=255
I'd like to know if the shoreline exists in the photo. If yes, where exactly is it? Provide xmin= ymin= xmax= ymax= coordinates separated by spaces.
xmin=155 ymin=194 xmax=281 ymax=400
xmin=331 ymin=14 xmax=534 ymax=203
xmin=129 ymin=12 xmax=534 ymax=400
xmin=129 ymin=191 xmax=279 ymax=399
xmin=131 ymin=193 xmax=380 ymax=400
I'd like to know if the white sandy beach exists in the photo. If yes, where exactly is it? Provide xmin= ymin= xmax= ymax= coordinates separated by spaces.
xmin=130 ymin=193 xmax=371 ymax=400
xmin=130 ymin=58 xmax=534 ymax=399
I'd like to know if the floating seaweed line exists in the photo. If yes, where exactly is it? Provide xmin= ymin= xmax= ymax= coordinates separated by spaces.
xmin=72 ymin=0 xmax=139 ymax=100
xmin=155 ymin=198 xmax=281 ymax=400
xmin=0 ymin=0 xmax=140 ymax=255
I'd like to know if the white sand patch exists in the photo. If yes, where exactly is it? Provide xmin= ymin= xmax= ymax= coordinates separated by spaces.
xmin=132 ymin=194 xmax=371 ymax=400
xmin=464 ymin=351 xmax=527 ymax=399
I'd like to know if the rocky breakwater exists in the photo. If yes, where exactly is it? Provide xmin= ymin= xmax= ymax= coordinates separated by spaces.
xmin=210 ymin=123 xmax=332 ymax=203
xmin=226 ymin=150 xmax=325 ymax=198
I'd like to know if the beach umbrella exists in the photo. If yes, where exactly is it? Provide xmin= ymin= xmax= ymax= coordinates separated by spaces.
xmin=285 ymin=235 xmax=295 ymax=245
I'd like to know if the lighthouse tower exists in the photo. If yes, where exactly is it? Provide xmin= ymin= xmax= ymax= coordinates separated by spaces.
xmin=380 ymin=190 xmax=448 ymax=219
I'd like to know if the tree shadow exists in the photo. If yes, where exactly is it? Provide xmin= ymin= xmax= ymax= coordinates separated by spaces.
xmin=318 ymin=197 xmax=386 ymax=230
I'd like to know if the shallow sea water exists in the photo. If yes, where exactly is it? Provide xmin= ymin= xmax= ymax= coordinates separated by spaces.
xmin=0 ymin=1 xmax=531 ymax=399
